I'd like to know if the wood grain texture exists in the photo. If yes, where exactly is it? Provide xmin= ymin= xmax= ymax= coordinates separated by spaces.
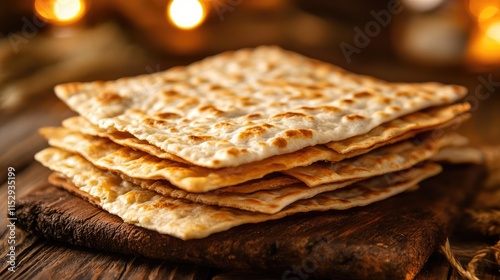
xmin=0 ymin=229 xmax=212 ymax=280
xmin=14 ymin=164 xmax=485 ymax=279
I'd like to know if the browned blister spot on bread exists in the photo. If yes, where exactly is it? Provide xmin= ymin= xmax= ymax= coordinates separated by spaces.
xmin=377 ymin=111 xmax=389 ymax=118
xmin=353 ymin=91 xmax=373 ymax=98
xmin=238 ymin=124 xmax=275 ymax=140
xmin=272 ymin=112 xmax=316 ymax=121
xmin=245 ymin=113 xmax=262 ymax=119
xmin=214 ymin=121 xmax=233 ymax=129
xmin=209 ymin=84 xmax=223 ymax=90
xmin=162 ymin=89 xmax=180 ymax=96
xmin=396 ymin=91 xmax=412 ymax=98
xmin=198 ymin=105 xmax=225 ymax=116
xmin=97 ymin=91 xmax=122 ymax=103
xmin=284 ymin=129 xmax=313 ymax=139
xmin=272 ymin=137 xmax=288 ymax=148
xmin=389 ymin=106 xmax=402 ymax=112
xmin=238 ymin=97 xmax=256 ymax=106
xmin=226 ymin=147 xmax=249 ymax=156
xmin=344 ymin=114 xmax=366 ymax=121
xmin=176 ymin=97 xmax=199 ymax=110
xmin=188 ymin=135 xmax=215 ymax=142
xmin=340 ymin=99 xmax=355 ymax=105
xmin=377 ymin=97 xmax=392 ymax=105
xmin=155 ymin=112 xmax=181 ymax=119
xmin=273 ymin=112 xmax=307 ymax=118
xmin=143 ymin=118 xmax=169 ymax=126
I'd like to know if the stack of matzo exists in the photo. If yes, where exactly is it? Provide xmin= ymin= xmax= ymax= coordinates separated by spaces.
xmin=35 ymin=46 xmax=477 ymax=240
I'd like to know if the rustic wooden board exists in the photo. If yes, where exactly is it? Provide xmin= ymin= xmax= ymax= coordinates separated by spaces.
xmin=15 ymin=164 xmax=484 ymax=279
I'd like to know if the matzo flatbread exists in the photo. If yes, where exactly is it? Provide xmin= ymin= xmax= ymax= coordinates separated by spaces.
xmin=326 ymin=103 xmax=470 ymax=153
xmin=40 ymin=108 xmax=468 ymax=193
xmin=62 ymin=116 xmax=191 ymax=164
xmin=61 ymin=103 xmax=470 ymax=165
xmin=54 ymin=46 xmax=467 ymax=168
xmin=36 ymin=143 xmax=446 ymax=214
xmin=39 ymin=127 xmax=327 ymax=192
xmin=284 ymin=132 xmax=466 ymax=187
xmin=37 ymin=147 xmax=441 ymax=239
xmin=36 ymin=147 xmax=358 ymax=214
xmin=36 ymin=126 xmax=439 ymax=193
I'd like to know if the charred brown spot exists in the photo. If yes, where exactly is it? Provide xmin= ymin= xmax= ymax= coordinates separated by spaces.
xmin=193 ymin=77 xmax=209 ymax=84
xmin=188 ymin=135 xmax=215 ymax=142
xmin=245 ymin=113 xmax=262 ymax=119
xmin=316 ymin=81 xmax=336 ymax=88
xmin=305 ymin=85 xmax=321 ymax=90
xmin=226 ymin=147 xmax=241 ymax=156
xmin=162 ymin=77 xmax=181 ymax=83
xmin=340 ymin=99 xmax=355 ymax=105
xmin=238 ymin=124 xmax=274 ymax=140
xmin=239 ymin=97 xmax=256 ymax=106
xmin=143 ymin=118 xmax=168 ymax=126
xmin=214 ymin=122 xmax=233 ymax=129
xmin=396 ymin=91 xmax=412 ymax=97
xmin=130 ymin=109 xmax=146 ymax=115
xmin=272 ymin=137 xmax=288 ymax=148
xmin=155 ymin=112 xmax=181 ymax=119
xmin=320 ymin=106 xmax=341 ymax=112
xmin=389 ymin=106 xmax=401 ymax=112
xmin=168 ymin=127 xmax=179 ymax=133
xmin=244 ymin=126 xmax=266 ymax=135
xmin=451 ymin=85 xmax=465 ymax=93
xmin=162 ymin=90 xmax=180 ymax=96
xmin=284 ymin=129 xmax=313 ymax=138
xmin=273 ymin=112 xmax=307 ymax=118
xmin=96 ymin=91 xmax=122 ymax=103
xmin=199 ymin=105 xmax=225 ymax=116
xmin=440 ymin=96 xmax=450 ymax=102
xmin=209 ymin=84 xmax=223 ymax=90
xmin=379 ymin=97 xmax=391 ymax=104
xmin=309 ymin=92 xmax=324 ymax=99
xmin=299 ymin=106 xmax=316 ymax=111
xmin=377 ymin=111 xmax=389 ymax=118
xmin=344 ymin=114 xmax=366 ymax=121
xmin=176 ymin=98 xmax=199 ymax=109
xmin=353 ymin=91 xmax=373 ymax=98
xmin=228 ymin=73 xmax=244 ymax=80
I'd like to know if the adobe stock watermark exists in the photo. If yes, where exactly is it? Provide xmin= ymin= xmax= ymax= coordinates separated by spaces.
xmin=339 ymin=0 xmax=403 ymax=63
xmin=7 ymin=15 xmax=47 ymax=54
xmin=206 ymin=0 xmax=243 ymax=21
xmin=6 ymin=167 xmax=17 ymax=273
xmin=464 ymin=73 xmax=500 ymax=112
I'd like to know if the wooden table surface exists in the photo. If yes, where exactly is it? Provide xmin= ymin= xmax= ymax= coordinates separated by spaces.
xmin=0 ymin=67 xmax=499 ymax=279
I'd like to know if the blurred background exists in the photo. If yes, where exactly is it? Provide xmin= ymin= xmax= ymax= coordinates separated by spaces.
xmin=0 ymin=0 xmax=499 ymax=145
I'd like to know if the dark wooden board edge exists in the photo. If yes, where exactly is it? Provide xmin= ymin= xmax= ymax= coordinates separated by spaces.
xmin=14 ymin=164 xmax=485 ymax=279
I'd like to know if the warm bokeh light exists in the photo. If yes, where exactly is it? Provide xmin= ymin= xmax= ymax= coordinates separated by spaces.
xmin=34 ymin=0 xmax=86 ymax=24
xmin=468 ymin=0 xmax=500 ymax=18
xmin=466 ymin=0 xmax=500 ymax=67
xmin=167 ymin=0 xmax=206 ymax=30
xmin=478 ymin=6 xmax=499 ymax=21
xmin=486 ymin=21 xmax=500 ymax=43
xmin=467 ymin=28 xmax=500 ymax=66
xmin=402 ymin=0 xmax=444 ymax=12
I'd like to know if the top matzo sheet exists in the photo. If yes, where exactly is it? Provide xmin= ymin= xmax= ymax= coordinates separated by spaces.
xmin=55 ymin=46 xmax=466 ymax=168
